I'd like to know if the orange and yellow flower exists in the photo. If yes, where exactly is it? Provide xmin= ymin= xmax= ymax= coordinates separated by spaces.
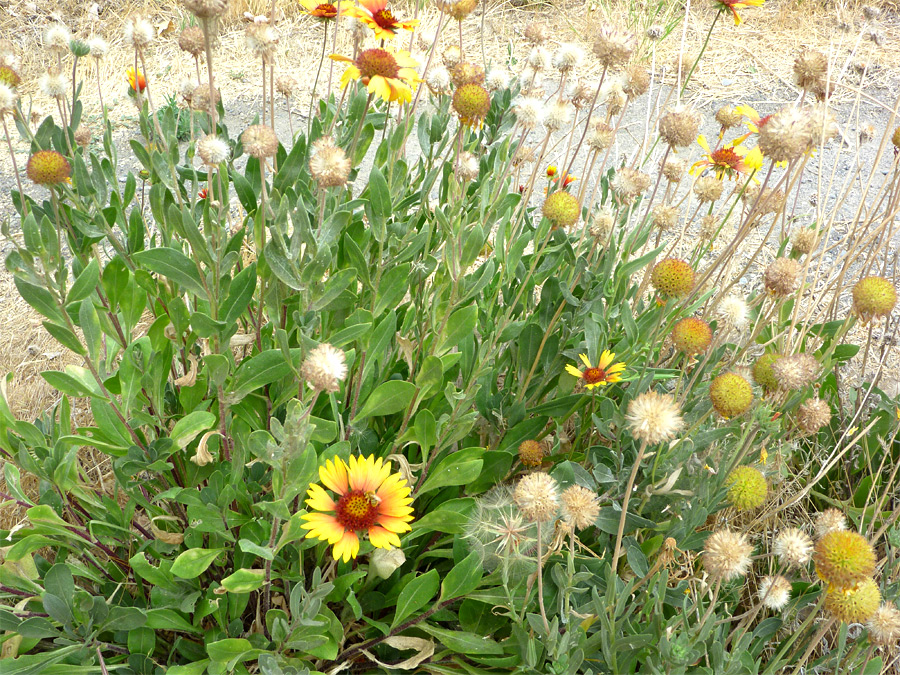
xmin=715 ymin=0 xmax=765 ymax=25
xmin=691 ymin=133 xmax=762 ymax=179
xmin=546 ymin=165 xmax=578 ymax=188
xmin=735 ymin=104 xmax=772 ymax=133
xmin=330 ymin=47 xmax=419 ymax=103
xmin=301 ymin=455 xmax=414 ymax=562
xmin=565 ymin=350 xmax=626 ymax=390
xmin=127 ymin=68 xmax=146 ymax=93
xmin=300 ymin=0 xmax=339 ymax=19
xmin=346 ymin=0 xmax=418 ymax=40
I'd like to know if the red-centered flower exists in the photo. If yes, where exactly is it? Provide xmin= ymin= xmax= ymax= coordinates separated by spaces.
xmin=198 ymin=188 xmax=208 ymax=199
xmin=330 ymin=48 xmax=419 ymax=103
xmin=691 ymin=133 xmax=762 ymax=179
xmin=300 ymin=0 xmax=339 ymax=19
xmin=127 ymin=67 xmax=147 ymax=93
xmin=565 ymin=350 xmax=626 ymax=390
xmin=714 ymin=0 xmax=765 ymax=26
xmin=736 ymin=104 xmax=773 ymax=134
xmin=301 ymin=455 xmax=414 ymax=562
xmin=347 ymin=0 xmax=418 ymax=40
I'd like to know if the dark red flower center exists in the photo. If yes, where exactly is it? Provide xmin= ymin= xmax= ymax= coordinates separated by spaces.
xmin=335 ymin=490 xmax=379 ymax=531
xmin=757 ymin=114 xmax=773 ymax=130
xmin=356 ymin=48 xmax=400 ymax=80
xmin=711 ymin=147 xmax=742 ymax=170
xmin=312 ymin=3 xmax=338 ymax=17
xmin=373 ymin=9 xmax=399 ymax=28
xmin=583 ymin=367 xmax=607 ymax=385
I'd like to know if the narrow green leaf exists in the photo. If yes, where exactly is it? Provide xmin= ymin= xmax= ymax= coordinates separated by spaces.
xmin=392 ymin=569 xmax=439 ymax=628
xmin=133 ymin=247 xmax=207 ymax=297
xmin=66 ymin=258 xmax=99 ymax=304
xmin=354 ymin=380 xmax=416 ymax=420
xmin=439 ymin=550 xmax=483 ymax=601
xmin=170 ymin=547 xmax=222 ymax=578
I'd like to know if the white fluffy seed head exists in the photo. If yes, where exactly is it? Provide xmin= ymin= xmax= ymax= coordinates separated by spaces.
xmin=87 ymin=36 xmax=108 ymax=59
xmin=425 ymin=65 xmax=451 ymax=93
xmin=513 ymin=472 xmax=559 ymax=523
xmin=0 ymin=83 xmax=17 ymax=114
xmin=485 ymin=68 xmax=510 ymax=91
xmin=774 ymin=527 xmax=814 ymax=567
xmin=197 ymin=134 xmax=230 ymax=166
xmin=703 ymin=529 xmax=753 ymax=581
xmin=125 ymin=16 xmax=156 ymax=48
xmin=39 ymin=71 xmax=67 ymax=98
xmin=717 ymin=296 xmax=749 ymax=330
xmin=512 ymin=96 xmax=544 ymax=130
xmin=814 ymin=508 xmax=847 ymax=538
xmin=544 ymin=100 xmax=572 ymax=131
xmin=526 ymin=46 xmax=551 ymax=71
xmin=44 ymin=25 xmax=72 ymax=54
xmin=758 ymin=575 xmax=792 ymax=610
xmin=301 ymin=343 xmax=348 ymax=393
xmin=553 ymin=44 xmax=584 ymax=72
xmin=625 ymin=390 xmax=684 ymax=445
xmin=456 ymin=151 xmax=479 ymax=182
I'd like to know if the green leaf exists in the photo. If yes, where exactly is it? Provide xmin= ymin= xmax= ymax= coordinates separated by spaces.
xmin=392 ymin=569 xmax=439 ymax=628
xmin=170 ymin=411 xmax=216 ymax=450
xmin=418 ymin=624 xmax=504 ymax=654
xmin=133 ymin=247 xmax=207 ymax=298
xmin=354 ymin=380 xmax=416 ymax=420
xmin=418 ymin=447 xmax=484 ymax=495
xmin=170 ymin=547 xmax=222 ymax=579
xmin=439 ymin=550 xmax=482 ymax=601
xmin=66 ymin=259 xmax=99 ymax=304
xmin=145 ymin=608 xmax=203 ymax=634
xmin=436 ymin=305 xmax=478 ymax=356
xmin=220 ymin=568 xmax=266 ymax=593
xmin=367 ymin=165 xmax=391 ymax=241
xmin=220 ymin=262 xmax=257 ymax=325
xmin=41 ymin=321 xmax=85 ymax=356
xmin=40 ymin=366 xmax=104 ymax=399
xmin=231 ymin=349 xmax=298 ymax=400
xmin=129 ymin=552 xmax=177 ymax=590
xmin=238 ymin=538 xmax=274 ymax=560
xmin=166 ymin=662 xmax=210 ymax=675
xmin=373 ymin=263 xmax=411 ymax=316
xmin=207 ymin=637 xmax=254 ymax=664
xmin=14 ymin=277 xmax=63 ymax=324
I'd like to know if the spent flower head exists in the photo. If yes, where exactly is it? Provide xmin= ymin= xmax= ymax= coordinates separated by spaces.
xmin=703 ymin=529 xmax=753 ymax=581
xmin=758 ymin=575 xmax=792 ymax=610
xmin=626 ymin=391 xmax=684 ymax=445
xmin=513 ymin=472 xmax=559 ymax=523
xmin=301 ymin=343 xmax=348 ymax=393
xmin=560 ymin=485 xmax=599 ymax=530
xmin=774 ymin=527 xmax=814 ymax=567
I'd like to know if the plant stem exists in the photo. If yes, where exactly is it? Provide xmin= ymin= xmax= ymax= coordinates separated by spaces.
xmin=611 ymin=439 xmax=648 ymax=573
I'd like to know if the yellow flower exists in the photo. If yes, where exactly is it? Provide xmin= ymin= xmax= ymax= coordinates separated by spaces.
xmin=715 ymin=0 xmax=765 ymax=26
xmin=691 ymin=133 xmax=762 ymax=179
xmin=330 ymin=47 xmax=419 ymax=104
xmin=299 ymin=0 xmax=339 ymax=19
xmin=565 ymin=350 xmax=626 ymax=390
xmin=301 ymin=455 xmax=414 ymax=562
xmin=345 ymin=0 xmax=418 ymax=40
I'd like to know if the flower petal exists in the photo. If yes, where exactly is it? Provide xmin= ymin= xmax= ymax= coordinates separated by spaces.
xmin=697 ymin=134 xmax=710 ymax=153
xmin=305 ymin=483 xmax=336 ymax=512
xmin=320 ymin=457 xmax=349 ymax=494
xmin=579 ymin=353 xmax=592 ymax=369
xmin=377 ymin=515 xmax=414 ymax=533
xmin=565 ymin=364 xmax=584 ymax=379
xmin=369 ymin=525 xmax=402 ymax=549
xmin=332 ymin=530 xmax=360 ymax=562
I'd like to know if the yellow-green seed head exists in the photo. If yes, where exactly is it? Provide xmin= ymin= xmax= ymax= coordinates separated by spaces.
xmin=709 ymin=373 xmax=753 ymax=418
xmin=852 ymin=276 xmax=897 ymax=322
xmin=0 ymin=65 xmax=20 ymax=88
xmin=814 ymin=530 xmax=876 ymax=588
xmin=450 ymin=61 xmax=485 ymax=88
xmin=671 ymin=317 xmax=712 ymax=355
xmin=651 ymin=258 xmax=695 ymax=298
xmin=542 ymin=191 xmax=580 ymax=229
xmin=826 ymin=578 xmax=881 ymax=623
xmin=726 ymin=465 xmax=768 ymax=510
xmin=452 ymin=83 xmax=490 ymax=127
xmin=518 ymin=440 xmax=545 ymax=467
xmin=752 ymin=353 xmax=781 ymax=392
xmin=26 ymin=150 xmax=71 ymax=185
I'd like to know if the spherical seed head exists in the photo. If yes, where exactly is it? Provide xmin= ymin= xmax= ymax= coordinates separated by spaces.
xmin=589 ymin=207 xmax=615 ymax=242
xmin=0 ymin=65 xmax=20 ymax=88
xmin=852 ymin=276 xmax=897 ymax=322
xmin=275 ymin=74 xmax=297 ymax=97
xmin=671 ymin=317 xmax=712 ymax=355
xmin=699 ymin=214 xmax=719 ymax=240
xmin=772 ymin=353 xmax=820 ymax=390
xmin=717 ymin=296 xmax=749 ymax=329
xmin=125 ymin=15 xmax=156 ymax=48
xmin=44 ymin=24 xmax=72 ymax=54
xmin=0 ymin=83 xmax=17 ymax=114
xmin=662 ymin=156 xmax=687 ymax=183
xmin=752 ymin=353 xmax=781 ymax=391
xmin=512 ymin=96 xmax=544 ymax=130
xmin=611 ymin=166 xmax=651 ymax=203
xmin=815 ymin=508 xmax=848 ymax=538
xmin=513 ymin=472 xmax=559 ymax=522
xmin=758 ymin=106 xmax=814 ymax=163
xmin=309 ymin=137 xmax=351 ymax=188
xmin=774 ymin=528 xmax=814 ymax=567
xmin=553 ymin=44 xmax=584 ymax=73
xmin=450 ymin=61 xmax=485 ymax=87
xmin=188 ymin=83 xmax=221 ymax=113
xmin=425 ymin=65 xmax=451 ymax=93
xmin=183 ymin=0 xmax=230 ymax=19
xmin=814 ymin=530 xmax=876 ymax=587
xmin=588 ymin=121 xmax=615 ymax=151
xmin=245 ymin=23 xmax=278 ymax=62
xmin=197 ymin=133 xmax=230 ymax=166
xmin=39 ymin=70 xmax=66 ymax=98
xmin=301 ymin=343 xmax=347 ymax=393
xmin=651 ymin=204 xmax=679 ymax=232
xmin=764 ymin=257 xmax=802 ymax=297
xmin=623 ymin=64 xmax=650 ymax=98
xmin=87 ymin=36 xmax=108 ymax=59
xmin=743 ymin=185 xmax=785 ymax=215
xmin=242 ymin=124 xmax=278 ymax=158
xmin=793 ymin=49 xmax=829 ymax=93
xmin=592 ymin=25 xmax=636 ymax=68
xmin=447 ymin=0 xmax=478 ymax=20
xmin=604 ymin=82 xmax=627 ymax=116
xmin=544 ymin=100 xmax=571 ymax=131
xmin=526 ymin=46 xmax=551 ymax=72
xmin=542 ymin=191 xmax=581 ymax=229
xmin=646 ymin=24 xmax=664 ymax=40
xmin=485 ymin=68 xmax=510 ymax=91
xmin=73 ymin=125 xmax=92 ymax=148
xmin=441 ymin=45 xmax=462 ymax=68
xmin=797 ymin=397 xmax=832 ymax=435
xmin=26 ymin=150 xmax=71 ymax=186
xmin=523 ymin=22 xmax=549 ymax=45
xmin=867 ymin=602 xmax=900 ymax=648
xmin=178 ymin=26 xmax=206 ymax=56
xmin=703 ymin=529 xmax=753 ymax=581
xmin=726 ymin=466 xmax=768 ymax=510
xmin=826 ymin=578 xmax=881 ymax=623
xmin=560 ymin=485 xmax=600 ymax=530
xmin=625 ymin=390 xmax=685 ymax=445
xmin=456 ymin=151 xmax=479 ymax=183
xmin=651 ymin=258 xmax=695 ymax=298
xmin=694 ymin=175 xmax=724 ymax=203
xmin=710 ymin=373 xmax=753 ymax=418
xmin=659 ymin=105 xmax=702 ymax=148
xmin=518 ymin=440 xmax=545 ymax=468
xmin=452 ymin=84 xmax=490 ymax=127
xmin=715 ymin=106 xmax=743 ymax=129
xmin=791 ymin=227 xmax=819 ymax=255
xmin=758 ymin=575 xmax=792 ymax=610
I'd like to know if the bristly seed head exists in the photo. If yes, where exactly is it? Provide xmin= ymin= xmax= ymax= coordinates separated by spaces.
xmin=703 ymin=529 xmax=753 ymax=581
xmin=513 ymin=472 xmax=559 ymax=523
